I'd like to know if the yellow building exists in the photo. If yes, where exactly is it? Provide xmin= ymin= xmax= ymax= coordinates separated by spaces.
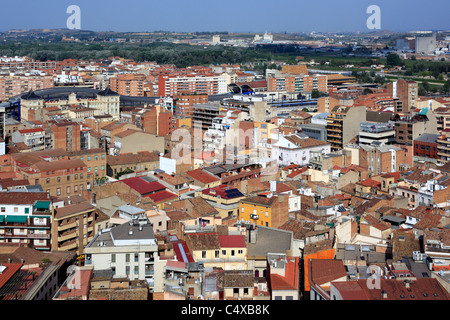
xmin=239 ymin=194 xmax=289 ymax=229
xmin=185 ymin=233 xmax=247 ymax=270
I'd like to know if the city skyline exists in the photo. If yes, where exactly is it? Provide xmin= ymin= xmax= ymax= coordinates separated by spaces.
xmin=1 ymin=0 xmax=449 ymax=34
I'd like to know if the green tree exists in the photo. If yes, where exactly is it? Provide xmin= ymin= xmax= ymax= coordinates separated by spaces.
xmin=386 ymin=53 xmax=403 ymax=67
xmin=311 ymin=89 xmax=320 ymax=99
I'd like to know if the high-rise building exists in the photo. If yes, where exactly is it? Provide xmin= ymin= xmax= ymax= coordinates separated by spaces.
xmin=109 ymin=74 xmax=146 ymax=97
xmin=387 ymin=80 xmax=419 ymax=113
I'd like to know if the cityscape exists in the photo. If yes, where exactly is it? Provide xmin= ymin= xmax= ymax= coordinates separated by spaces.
xmin=0 ymin=1 xmax=449 ymax=309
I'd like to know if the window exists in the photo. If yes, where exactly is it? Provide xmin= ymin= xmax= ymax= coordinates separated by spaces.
xmin=126 ymin=266 xmax=130 ymax=275
xmin=134 ymin=266 xmax=139 ymax=275
xmin=134 ymin=253 xmax=139 ymax=262
xmin=231 ymin=250 xmax=235 ymax=256
xmin=215 ymin=250 xmax=219 ymax=258
xmin=111 ymin=254 xmax=116 ymax=263
xmin=126 ymin=254 xmax=130 ymax=262
xmin=202 ymin=251 xmax=207 ymax=258
xmin=25 ymin=208 xmax=29 ymax=214
xmin=57 ymin=188 xmax=61 ymax=196
xmin=222 ymin=250 xmax=226 ymax=256
xmin=241 ymin=207 xmax=244 ymax=213
xmin=0 ymin=207 xmax=4 ymax=212
xmin=87 ymin=156 xmax=91 ymax=161
xmin=66 ymin=186 xmax=71 ymax=194
xmin=14 ymin=207 xmax=18 ymax=213
xmin=95 ymin=156 xmax=98 ymax=161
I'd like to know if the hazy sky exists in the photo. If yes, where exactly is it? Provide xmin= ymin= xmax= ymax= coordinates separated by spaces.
xmin=1 ymin=0 xmax=449 ymax=33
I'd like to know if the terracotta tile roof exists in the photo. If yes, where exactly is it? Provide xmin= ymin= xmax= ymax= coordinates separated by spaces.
xmin=414 ymin=214 xmax=444 ymax=231
xmin=222 ymin=272 xmax=254 ymax=288
xmin=270 ymin=256 xmax=300 ymax=291
xmin=310 ymin=259 xmax=347 ymax=286
xmin=0 ymin=263 xmax=23 ymax=291
xmin=362 ymin=214 xmax=391 ymax=231
xmin=185 ymin=233 xmax=220 ymax=251
xmin=144 ymin=190 xmax=177 ymax=203
xmin=121 ymin=177 xmax=166 ymax=195
xmin=54 ymin=201 xmax=96 ymax=219
xmin=283 ymin=135 xmax=330 ymax=149
xmin=218 ymin=235 xmax=246 ymax=248
xmin=0 ymin=192 xmax=49 ymax=205
xmin=186 ymin=168 xmax=220 ymax=185
xmin=358 ymin=278 xmax=450 ymax=300
xmin=188 ymin=197 xmax=218 ymax=216
xmin=34 ymin=159 xmax=86 ymax=172
xmin=107 ymin=151 xmax=159 ymax=166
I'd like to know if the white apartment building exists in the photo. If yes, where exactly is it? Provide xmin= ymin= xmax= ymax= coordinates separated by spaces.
xmin=84 ymin=221 xmax=165 ymax=293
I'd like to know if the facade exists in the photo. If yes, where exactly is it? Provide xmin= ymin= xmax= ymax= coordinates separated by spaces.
xmin=0 ymin=75 xmax=54 ymax=102
xmin=273 ymin=134 xmax=331 ymax=166
xmin=327 ymin=106 xmax=366 ymax=152
xmin=359 ymin=144 xmax=409 ymax=176
xmin=68 ymin=148 xmax=107 ymax=179
xmin=109 ymin=74 xmax=145 ymax=96
xmin=267 ymin=73 xmax=327 ymax=94
xmin=0 ymin=192 xmax=53 ymax=250
xmin=387 ymin=80 xmax=419 ymax=113
xmin=52 ymin=196 xmax=99 ymax=255
xmin=359 ymin=122 xmax=395 ymax=146
xmin=158 ymin=74 xmax=228 ymax=97
xmin=84 ymin=220 xmax=163 ymax=293
xmin=239 ymin=193 xmax=289 ymax=228
xmin=436 ymin=133 xmax=450 ymax=163
xmin=413 ymin=133 xmax=439 ymax=160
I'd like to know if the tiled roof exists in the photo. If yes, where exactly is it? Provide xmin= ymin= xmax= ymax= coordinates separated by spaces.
xmin=121 ymin=177 xmax=166 ymax=195
xmin=107 ymin=151 xmax=159 ymax=166
xmin=185 ymin=233 xmax=220 ymax=251
xmin=186 ymin=168 xmax=220 ymax=184
xmin=218 ymin=235 xmax=246 ymax=248
xmin=310 ymin=259 xmax=347 ymax=286
xmin=270 ymin=257 xmax=300 ymax=291
xmin=144 ymin=190 xmax=177 ymax=203
xmin=0 ymin=192 xmax=49 ymax=205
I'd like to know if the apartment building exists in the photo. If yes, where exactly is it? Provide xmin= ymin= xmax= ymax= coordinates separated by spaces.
xmin=359 ymin=122 xmax=395 ymax=146
xmin=184 ymin=232 xmax=248 ymax=271
xmin=158 ymin=73 xmax=228 ymax=97
xmin=173 ymin=93 xmax=208 ymax=116
xmin=11 ymin=128 xmax=46 ymax=151
xmin=11 ymin=150 xmax=94 ymax=197
xmin=436 ymin=133 xmax=450 ymax=163
xmin=83 ymin=220 xmax=163 ymax=292
xmin=0 ymin=192 xmax=53 ymax=250
xmin=0 ymin=75 xmax=54 ymax=102
xmin=327 ymin=105 xmax=367 ymax=152
xmin=359 ymin=144 xmax=408 ymax=176
xmin=413 ymin=133 xmax=439 ymax=160
xmin=197 ymin=185 xmax=245 ymax=219
xmin=68 ymin=148 xmax=107 ymax=179
xmin=267 ymin=73 xmax=327 ymax=93
xmin=49 ymin=119 xmax=85 ymax=152
xmin=109 ymin=74 xmax=145 ymax=96
xmin=51 ymin=196 xmax=100 ymax=255
xmin=239 ymin=193 xmax=289 ymax=228
xmin=387 ymin=80 xmax=419 ymax=113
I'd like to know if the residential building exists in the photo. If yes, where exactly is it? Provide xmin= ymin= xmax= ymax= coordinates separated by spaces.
xmin=239 ymin=193 xmax=289 ymax=228
xmin=197 ymin=184 xmax=246 ymax=219
xmin=267 ymin=253 xmax=301 ymax=300
xmin=158 ymin=73 xmax=228 ymax=96
xmin=0 ymin=192 xmax=53 ymax=250
xmin=414 ymin=133 xmax=439 ymax=160
xmin=387 ymin=80 xmax=419 ymax=113
xmin=359 ymin=122 xmax=395 ymax=146
xmin=273 ymin=133 xmax=331 ymax=166
xmin=84 ymin=220 xmax=164 ymax=293
xmin=109 ymin=73 xmax=145 ymax=96
xmin=52 ymin=195 xmax=106 ymax=255
xmin=327 ymin=105 xmax=366 ymax=152
xmin=359 ymin=144 xmax=409 ymax=176
xmin=67 ymin=148 xmax=107 ymax=179
xmin=106 ymin=151 xmax=160 ymax=178
xmin=436 ymin=132 xmax=450 ymax=163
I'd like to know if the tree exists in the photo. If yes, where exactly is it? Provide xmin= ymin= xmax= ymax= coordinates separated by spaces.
xmin=386 ymin=53 xmax=403 ymax=67
xmin=311 ymin=89 xmax=320 ymax=99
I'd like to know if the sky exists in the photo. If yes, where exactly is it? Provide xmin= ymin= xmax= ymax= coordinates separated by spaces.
xmin=1 ymin=0 xmax=449 ymax=34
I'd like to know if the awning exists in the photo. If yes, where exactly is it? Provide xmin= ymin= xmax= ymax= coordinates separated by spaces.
xmin=5 ymin=215 xmax=28 ymax=223
xmin=418 ymin=108 xmax=428 ymax=116
xmin=34 ymin=201 xmax=50 ymax=210
xmin=0 ymin=215 xmax=4 ymax=222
